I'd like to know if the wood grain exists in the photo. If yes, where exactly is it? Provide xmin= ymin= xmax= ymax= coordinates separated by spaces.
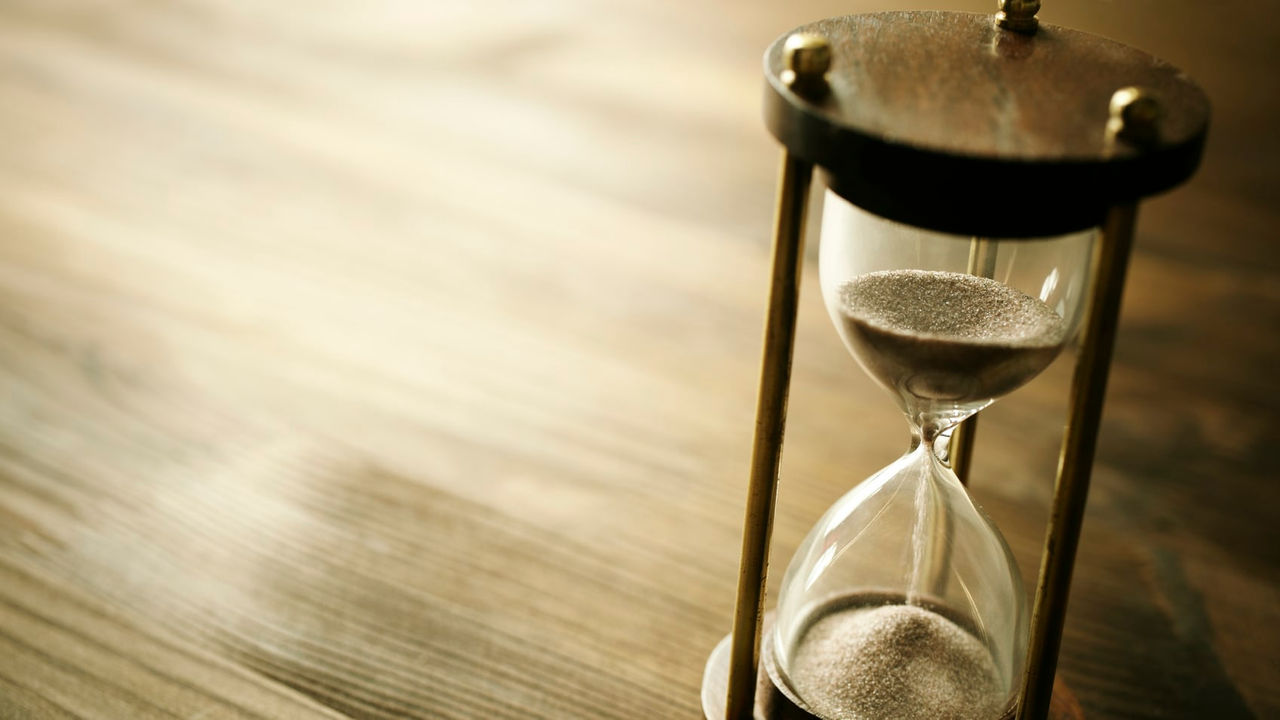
xmin=0 ymin=1 xmax=1275 ymax=718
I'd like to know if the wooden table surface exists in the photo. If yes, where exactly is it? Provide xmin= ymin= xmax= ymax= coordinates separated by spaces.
xmin=0 ymin=1 xmax=1276 ymax=718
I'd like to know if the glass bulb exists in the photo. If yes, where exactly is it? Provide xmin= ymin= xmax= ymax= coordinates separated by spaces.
xmin=818 ymin=190 xmax=1093 ymax=431
xmin=769 ymin=191 xmax=1095 ymax=720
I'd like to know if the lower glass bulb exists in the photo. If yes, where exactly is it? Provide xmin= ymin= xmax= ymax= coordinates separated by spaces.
xmin=772 ymin=443 xmax=1028 ymax=720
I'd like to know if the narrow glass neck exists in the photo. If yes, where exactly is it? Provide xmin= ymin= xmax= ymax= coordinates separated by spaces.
xmin=907 ymin=412 xmax=967 ymax=449
xmin=905 ymin=421 xmax=967 ymax=497
xmin=902 ymin=395 xmax=988 ymax=451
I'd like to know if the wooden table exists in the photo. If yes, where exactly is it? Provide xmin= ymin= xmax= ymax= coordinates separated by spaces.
xmin=0 ymin=1 xmax=1275 ymax=718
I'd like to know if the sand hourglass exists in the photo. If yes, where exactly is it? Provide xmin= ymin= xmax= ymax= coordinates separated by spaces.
xmin=768 ymin=199 xmax=1093 ymax=720
xmin=703 ymin=6 xmax=1208 ymax=720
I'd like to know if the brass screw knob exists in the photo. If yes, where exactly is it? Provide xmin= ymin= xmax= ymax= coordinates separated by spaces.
xmin=781 ymin=33 xmax=831 ymax=99
xmin=996 ymin=0 xmax=1040 ymax=34
xmin=1107 ymin=86 xmax=1162 ymax=148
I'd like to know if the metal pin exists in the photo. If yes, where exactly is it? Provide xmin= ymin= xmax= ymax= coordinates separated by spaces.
xmin=1107 ymin=86 xmax=1162 ymax=149
xmin=780 ymin=33 xmax=831 ymax=99
xmin=996 ymin=0 xmax=1041 ymax=34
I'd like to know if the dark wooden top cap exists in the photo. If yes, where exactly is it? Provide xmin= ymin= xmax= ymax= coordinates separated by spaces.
xmin=764 ymin=11 xmax=1210 ymax=237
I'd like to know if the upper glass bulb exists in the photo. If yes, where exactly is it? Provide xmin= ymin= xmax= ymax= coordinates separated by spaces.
xmin=819 ymin=190 xmax=1093 ymax=432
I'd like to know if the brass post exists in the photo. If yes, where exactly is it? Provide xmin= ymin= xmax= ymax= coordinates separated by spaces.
xmin=724 ymin=33 xmax=828 ymax=720
xmin=1016 ymin=202 xmax=1136 ymax=720
xmin=927 ymin=237 xmax=999 ymax=594
xmin=1017 ymin=87 xmax=1158 ymax=720
xmin=950 ymin=238 xmax=999 ymax=486
xmin=724 ymin=150 xmax=813 ymax=720
xmin=947 ymin=417 xmax=978 ymax=487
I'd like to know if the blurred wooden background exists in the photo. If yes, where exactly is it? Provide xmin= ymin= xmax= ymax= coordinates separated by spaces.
xmin=0 ymin=0 xmax=1276 ymax=718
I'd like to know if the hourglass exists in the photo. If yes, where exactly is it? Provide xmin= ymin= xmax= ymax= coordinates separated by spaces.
xmin=763 ymin=201 xmax=1095 ymax=720
xmin=702 ymin=6 xmax=1208 ymax=720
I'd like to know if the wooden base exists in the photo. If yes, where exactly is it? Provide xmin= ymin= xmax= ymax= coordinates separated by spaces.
xmin=701 ymin=626 xmax=1084 ymax=720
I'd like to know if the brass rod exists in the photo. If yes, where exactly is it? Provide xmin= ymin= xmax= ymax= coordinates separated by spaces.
xmin=969 ymin=237 xmax=999 ymax=279
xmin=949 ymin=237 xmax=997 ymax=486
xmin=1016 ymin=203 xmax=1138 ymax=720
xmin=948 ymin=421 xmax=978 ymax=487
xmin=724 ymin=151 xmax=813 ymax=720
